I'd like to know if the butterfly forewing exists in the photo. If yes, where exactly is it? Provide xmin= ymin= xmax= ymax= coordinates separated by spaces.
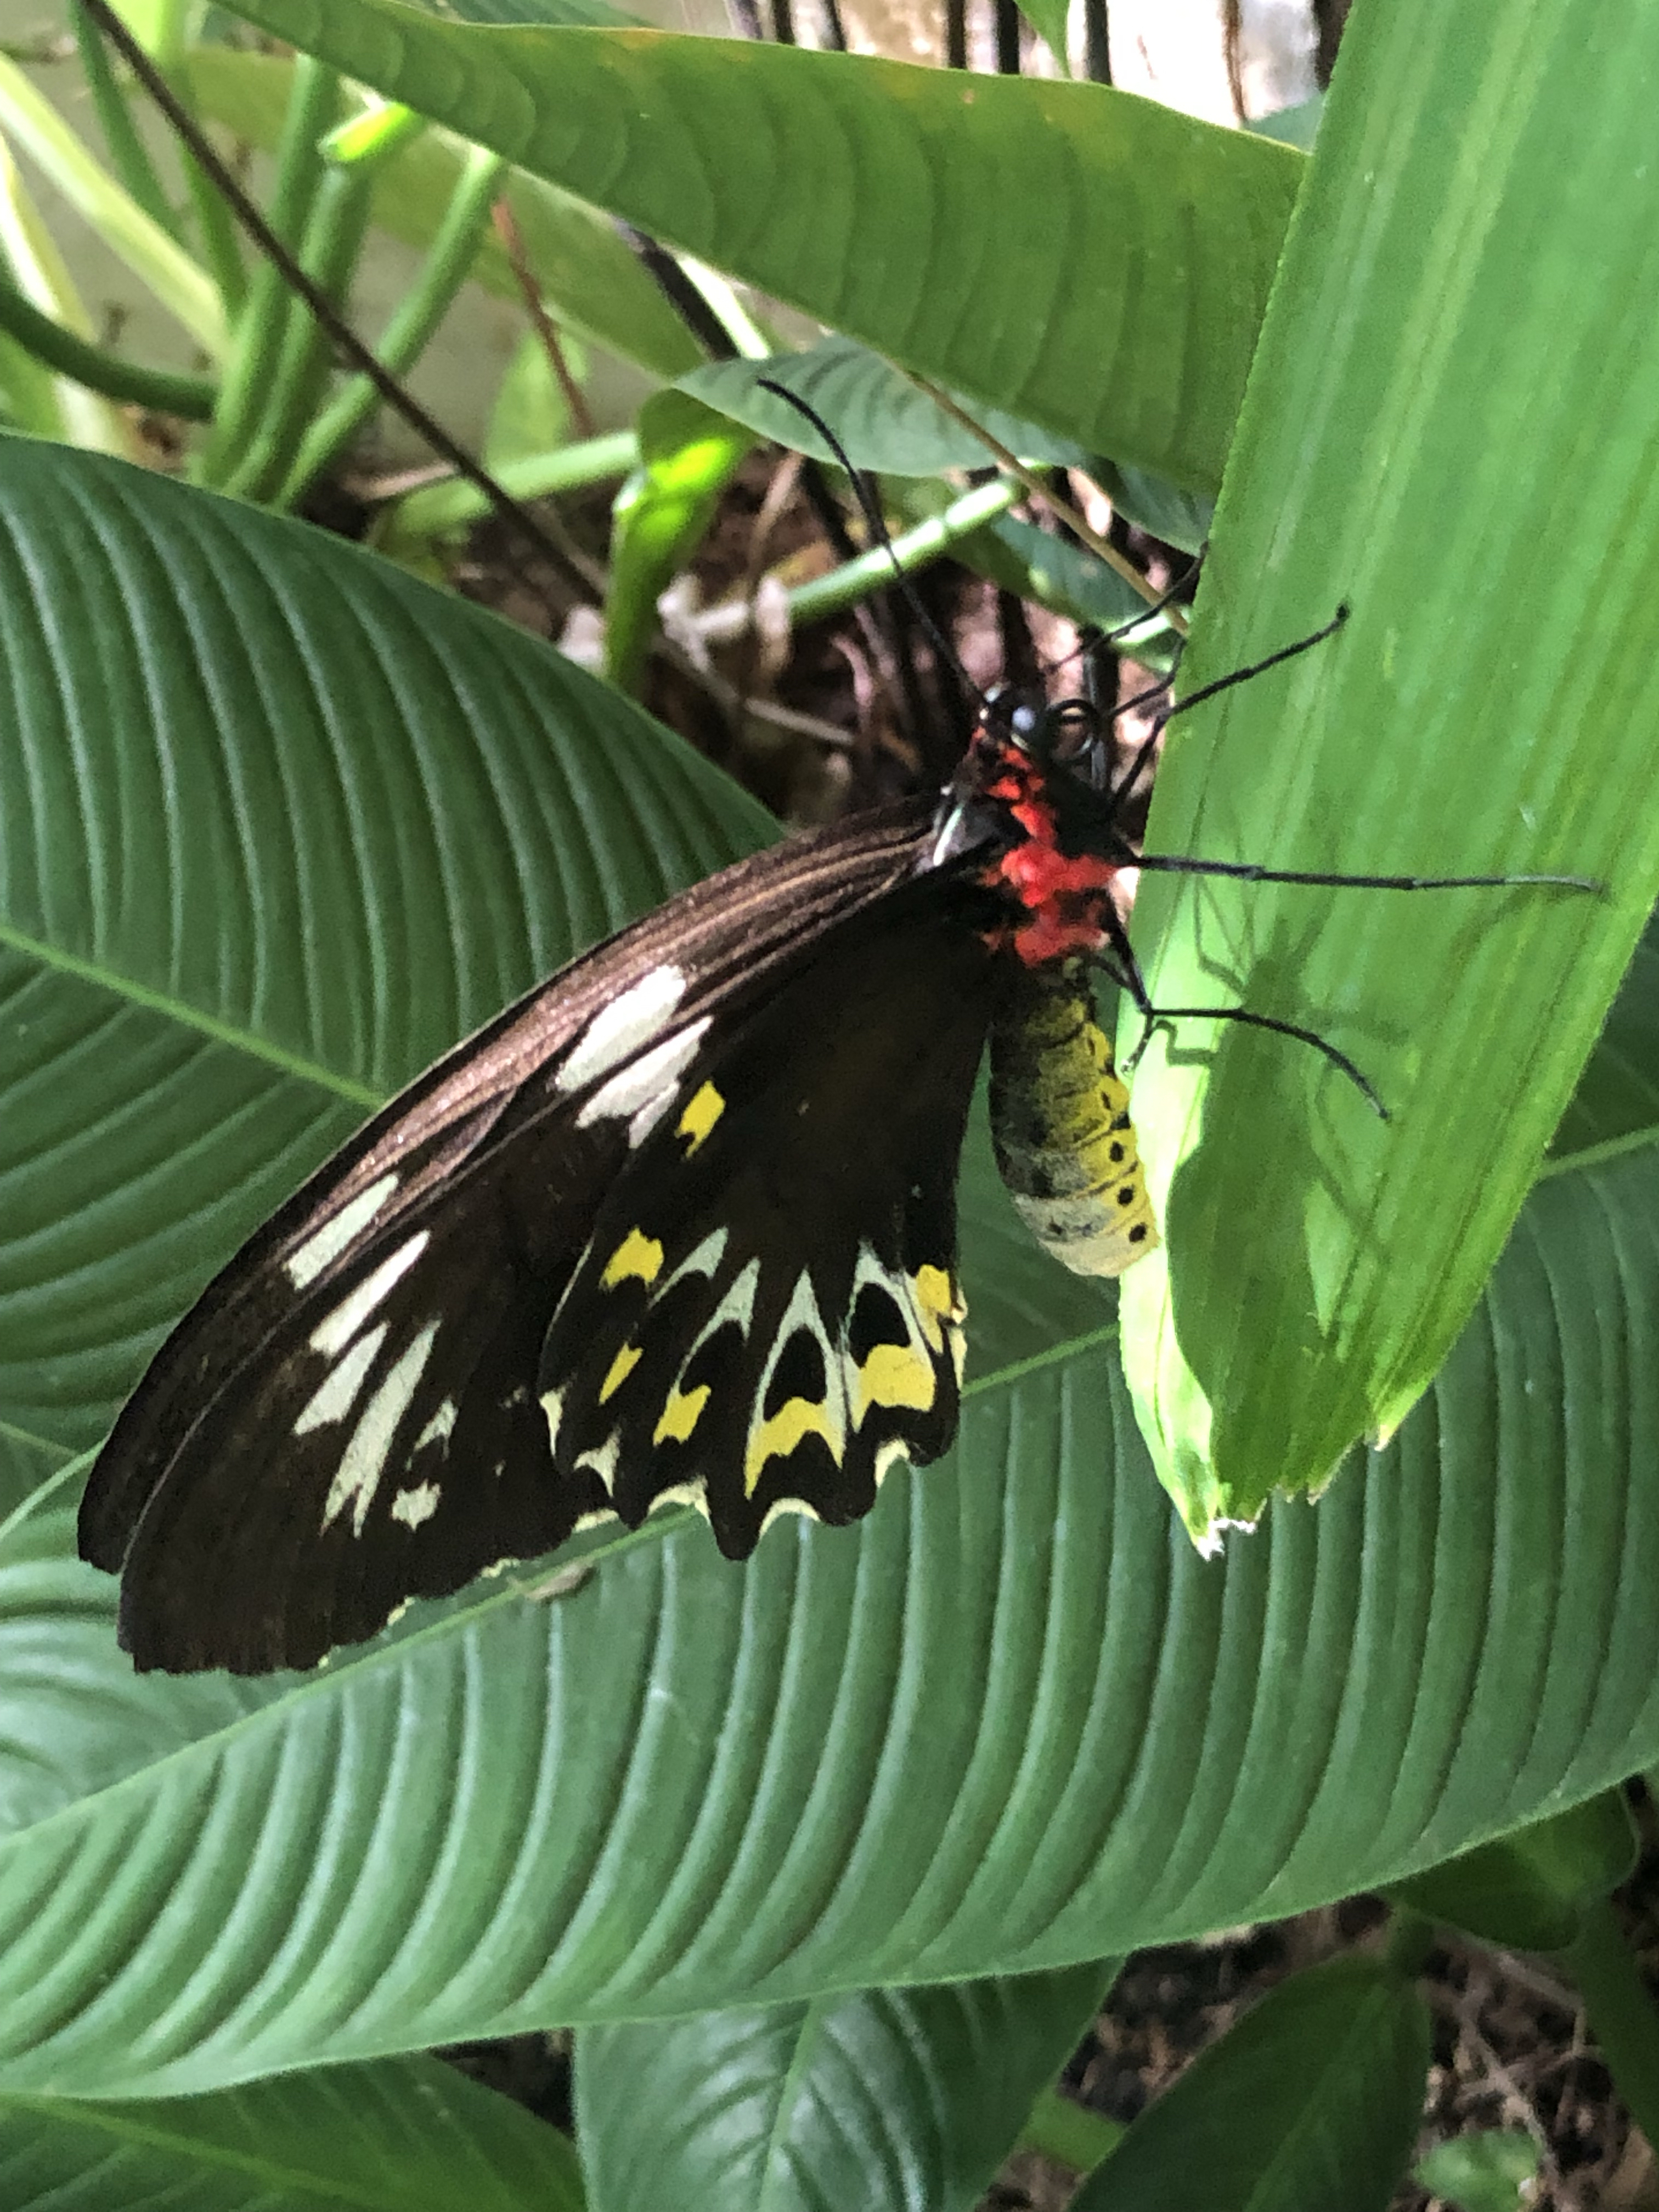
xmin=80 ymin=797 xmax=1008 ymax=1672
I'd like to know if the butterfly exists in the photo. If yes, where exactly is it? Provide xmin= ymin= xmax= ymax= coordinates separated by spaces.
xmin=77 ymin=685 xmax=1166 ymax=1674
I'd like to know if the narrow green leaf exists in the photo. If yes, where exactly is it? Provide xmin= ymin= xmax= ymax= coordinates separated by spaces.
xmin=207 ymin=1 xmax=1302 ymax=490
xmin=1120 ymin=0 xmax=1659 ymax=1528
xmin=577 ymin=1965 xmax=1113 ymax=2212
xmin=1385 ymin=1791 xmax=1638 ymax=1951
xmin=1070 ymin=1958 xmax=1428 ymax=2212
xmin=681 ymin=340 xmax=1088 ymax=473
xmin=1564 ymin=1900 xmax=1659 ymax=2155
xmin=606 ymin=390 xmax=751 ymax=690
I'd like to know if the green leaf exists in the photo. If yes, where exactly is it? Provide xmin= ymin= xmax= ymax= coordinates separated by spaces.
xmin=184 ymin=47 xmax=702 ymax=377
xmin=206 ymin=2 xmax=1302 ymax=492
xmin=1070 ymin=1958 xmax=1428 ymax=2212
xmin=0 ymin=2055 xmax=584 ymax=2210
xmin=1090 ymin=460 xmax=1213 ymax=556
xmin=681 ymin=340 xmax=1089 ymax=473
xmin=576 ymin=1964 xmax=1113 ymax=2212
xmin=962 ymin=515 xmax=1181 ymax=668
xmin=1385 ymin=1791 xmax=1638 ymax=1951
xmin=1119 ymin=0 xmax=1659 ymax=1530
xmin=606 ymin=389 xmax=751 ymax=690
xmin=5 ymin=441 xmax=1659 ymax=2103
xmin=1414 ymin=2131 xmax=1540 ymax=2212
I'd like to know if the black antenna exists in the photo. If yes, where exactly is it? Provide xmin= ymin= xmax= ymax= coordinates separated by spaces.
xmin=756 ymin=377 xmax=991 ymax=713
xmin=755 ymin=377 xmax=1182 ymax=733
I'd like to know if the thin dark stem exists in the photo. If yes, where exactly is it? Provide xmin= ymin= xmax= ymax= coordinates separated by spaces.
xmin=1081 ymin=0 xmax=1112 ymax=81
xmin=819 ymin=0 xmax=848 ymax=49
xmin=945 ymin=0 xmax=969 ymax=69
xmin=995 ymin=0 xmax=1022 ymax=71
xmin=619 ymin=227 xmax=739 ymax=359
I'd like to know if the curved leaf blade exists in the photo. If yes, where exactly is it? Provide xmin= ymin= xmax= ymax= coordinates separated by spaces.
xmin=576 ymin=1965 xmax=1113 ymax=2212
xmin=0 ymin=2055 xmax=583 ymax=2211
xmin=209 ymin=1 xmax=1302 ymax=491
xmin=1120 ymin=0 xmax=1659 ymax=1525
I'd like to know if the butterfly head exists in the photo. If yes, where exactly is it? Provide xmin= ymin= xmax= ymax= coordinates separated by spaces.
xmin=924 ymin=691 xmax=1134 ymax=968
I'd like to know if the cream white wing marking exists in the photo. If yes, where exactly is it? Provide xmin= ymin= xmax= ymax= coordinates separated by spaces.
xmin=309 ymin=1232 xmax=432 ymax=1360
xmin=390 ymin=1481 xmax=441 ymax=1530
xmin=658 ymin=1227 xmax=729 ymax=1294
xmin=323 ymin=1320 xmax=441 ymax=1537
xmin=414 ymin=1400 xmax=457 ymax=1453
xmin=576 ymin=1430 xmax=622 ymax=1494
xmin=574 ymin=1020 xmax=712 ymax=1147
xmin=556 ymin=966 xmax=688 ymax=1093
xmin=285 ymin=1172 xmax=399 ymax=1289
xmin=540 ymin=1385 xmax=565 ymax=1454
xmin=295 ymin=1325 xmax=387 ymax=1435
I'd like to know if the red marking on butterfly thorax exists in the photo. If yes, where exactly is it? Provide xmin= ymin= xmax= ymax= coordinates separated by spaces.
xmin=974 ymin=738 xmax=1121 ymax=966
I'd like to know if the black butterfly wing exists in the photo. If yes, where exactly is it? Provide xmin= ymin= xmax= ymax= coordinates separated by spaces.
xmin=80 ymin=795 xmax=1002 ymax=1672
xmin=538 ymin=889 xmax=1000 ymax=1557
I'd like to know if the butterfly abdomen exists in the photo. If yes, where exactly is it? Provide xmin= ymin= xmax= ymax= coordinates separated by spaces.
xmin=988 ymin=958 xmax=1159 ymax=1278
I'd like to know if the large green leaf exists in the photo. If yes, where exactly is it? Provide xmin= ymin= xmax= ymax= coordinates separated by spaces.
xmin=184 ymin=48 xmax=701 ymax=377
xmin=0 ymin=2055 xmax=583 ymax=2210
xmin=575 ymin=1964 xmax=1113 ymax=2212
xmin=3 ymin=442 xmax=1659 ymax=2104
xmin=1118 ymin=0 xmax=1659 ymax=1524
xmin=207 ymin=0 xmax=1301 ymax=493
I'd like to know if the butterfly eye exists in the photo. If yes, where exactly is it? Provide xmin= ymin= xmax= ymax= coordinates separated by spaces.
xmin=1045 ymin=699 xmax=1102 ymax=764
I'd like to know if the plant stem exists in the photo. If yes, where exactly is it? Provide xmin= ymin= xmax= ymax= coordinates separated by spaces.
xmin=0 ymin=270 xmax=215 ymax=417
xmin=275 ymin=145 xmax=507 ymax=511
xmin=195 ymin=53 xmax=336 ymax=489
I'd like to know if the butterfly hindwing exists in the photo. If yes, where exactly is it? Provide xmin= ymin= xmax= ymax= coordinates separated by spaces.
xmin=539 ymin=895 xmax=1000 ymax=1554
xmin=80 ymin=797 xmax=1003 ymax=1671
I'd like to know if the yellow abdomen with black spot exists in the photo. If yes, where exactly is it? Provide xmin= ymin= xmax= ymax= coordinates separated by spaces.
xmin=989 ymin=960 xmax=1159 ymax=1277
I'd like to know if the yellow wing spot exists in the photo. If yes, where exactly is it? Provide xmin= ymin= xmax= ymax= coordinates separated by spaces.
xmin=911 ymin=1265 xmax=961 ymax=1352
xmin=600 ymin=1342 xmax=642 ymax=1403
xmin=745 ymin=1399 xmax=839 ymax=1493
xmin=676 ymin=1081 xmax=725 ymax=1154
xmin=602 ymin=1227 xmax=664 ymax=1288
xmin=855 ymin=1342 xmax=937 ymax=1417
xmin=654 ymin=1384 xmax=710 ymax=1444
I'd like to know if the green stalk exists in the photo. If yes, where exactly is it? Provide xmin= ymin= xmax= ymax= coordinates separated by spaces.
xmin=194 ymin=54 xmax=337 ymax=490
xmin=785 ymin=476 xmax=1020 ymax=624
xmin=377 ymin=430 xmax=639 ymax=554
xmin=0 ymin=319 xmax=68 ymax=437
xmin=162 ymin=59 xmax=246 ymax=318
xmin=274 ymin=144 xmax=507 ymax=511
xmin=70 ymin=0 xmax=180 ymax=240
xmin=1565 ymin=1899 xmax=1659 ymax=2151
xmin=0 ymin=269 xmax=215 ymax=417
xmin=221 ymin=158 xmax=374 ymax=503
